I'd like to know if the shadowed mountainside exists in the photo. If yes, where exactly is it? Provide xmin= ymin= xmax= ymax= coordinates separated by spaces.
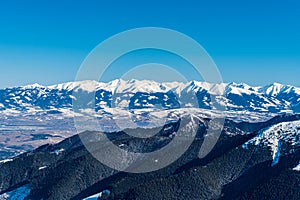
xmin=0 ymin=114 xmax=299 ymax=199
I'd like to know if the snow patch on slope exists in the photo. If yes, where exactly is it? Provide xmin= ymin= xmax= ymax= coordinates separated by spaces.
xmin=0 ymin=159 xmax=13 ymax=164
xmin=83 ymin=189 xmax=111 ymax=200
xmin=0 ymin=185 xmax=31 ymax=200
xmin=244 ymin=120 xmax=300 ymax=166
xmin=293 ymin=161 xmax=300 ymax=171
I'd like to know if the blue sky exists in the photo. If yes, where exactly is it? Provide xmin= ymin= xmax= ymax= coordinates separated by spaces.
xmin=0 ymin=0 xmax=299 ymax=88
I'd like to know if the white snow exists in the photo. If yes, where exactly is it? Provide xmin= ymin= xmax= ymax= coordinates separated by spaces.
xmin=271 ymin=139 xmax=281 ymax=166
xmin=199 ymin=82 xmax=227 ymax=95
xmin=226 ymin=85 xmax=253 ymax=96
xmin=0 ymin=184 xmax=31 ymax=200
xmin=52 ymin=148 xmax=65 ymax=155
xmin=24 ymin=96 xmax=31 ymax=101
xmin=0 ymin=159 xmax=13 ymax=164
xmin=263 ymin=82 xmax=285 ymax=96
xmin=38 ymin=166 xmax=47 ymax=170
xmin=83 ymin=189 xmax=111 ymax=200
xmin=48 ymin=80 xmax=103 ymax=92
xmin=21 ymin=83 xmax=44 ymax=89
xmin=1 ymin=79 xmax=300 ymax=116
xmin=293 ymin=161 xmax=300 ymax=171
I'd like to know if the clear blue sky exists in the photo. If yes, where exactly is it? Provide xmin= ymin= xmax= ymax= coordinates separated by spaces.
xmin=0 ymin=0 xmax=299 ymax=88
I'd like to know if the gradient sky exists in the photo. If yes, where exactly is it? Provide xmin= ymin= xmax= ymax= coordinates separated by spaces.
xmin=0 ymin=0 xmax=299 ymax=88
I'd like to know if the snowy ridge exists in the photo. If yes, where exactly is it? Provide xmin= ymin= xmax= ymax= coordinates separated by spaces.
xmin=0 ymin=159 xmax=13 ymax=164
xmin=244 ymin=120 xmax=300 ymax=166
xmin=0 ymin=79 xmax=300 ymax=116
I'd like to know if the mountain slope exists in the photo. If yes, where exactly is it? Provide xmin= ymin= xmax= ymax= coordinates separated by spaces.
xmin=0 ymin=114 xmax=299 ymax=200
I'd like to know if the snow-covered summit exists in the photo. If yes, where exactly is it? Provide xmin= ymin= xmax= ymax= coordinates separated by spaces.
xmin=0 ymin=79 xmax=299 ymax=114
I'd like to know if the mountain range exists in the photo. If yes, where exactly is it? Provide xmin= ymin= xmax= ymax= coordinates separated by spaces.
xmin=0 ymin=80 xmax=299 ymax=199
xmin=0 ymin=79 xmax=300 ymax=115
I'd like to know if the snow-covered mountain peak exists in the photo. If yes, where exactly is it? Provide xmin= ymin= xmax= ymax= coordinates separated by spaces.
xmin=0 ymin=79 xmax=300 ymax=114
xmin=48 ymin=80 xmax=104 ymax=92
xmin=262 ymin=82 xmax=286 ymax=96
xmin=225 ymin=82 xmax=257 ymax=96
xmin=113 ymin=79 xmax=167 ymax=93
xmin=20 ymin=83 xmax=45 ymax=89
xmin=189 ymin=81 xmax=227 ymax=95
